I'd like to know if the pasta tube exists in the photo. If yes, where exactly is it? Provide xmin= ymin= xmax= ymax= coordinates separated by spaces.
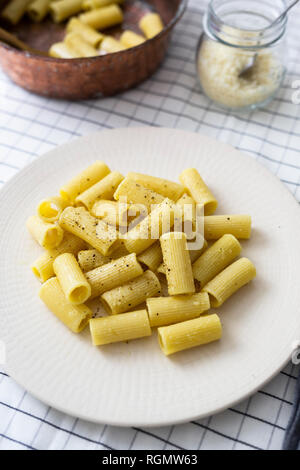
xmin=82 ymin=0 xmax=123 ymax=10
xmin=66 ymin=18 xmax=104 ymax=48
xmin=31 ymin=252 xmax=57 ymax=283
xmin=91 ymin=200 xmax=137 ymax=227
xmin=39 ymin=277 xmax=92 ymax=333
xmin=137 ymin=241 xmax=162 ymax=272
xmin=203 ymin=257 xmax=256 ymax=307
xmin=157 ymin=240 xmax=208 ymax=275
xmin=53 ymin=253 xmax=91 ymax=304
xmin=48 ymin=231 xmax=86 ymax=258
xmin=124 ymin=198 xmax=177 ymax=255
xmin=78 ymin=249 xmax=111 ymax=272
xmin=176 ymin=193 xmax=196 ymax=230
xmin=59 ymin=207 xmax=119 ymax=256
xmin=179 ymin=168 xmax=218 ymax=215
xmin=110 ymin=242 xmax=129 ymax=259
xmin=175 ymin=192 xmax=204 ymax=240
xmin=50 ymin=0 xmax=84 ymax=23
xmin=76 ymin=171 xmax=124 ymax=210
xmin=158 ymin=314 xmax=222 ymax=356
xmin=101 ymin=270 xmax=161 ymax=314
xmin=139 ymin=13 xmax=164 ymax=39
xmin=192 ymin=234 xmax=241 ymax=288
xmin=60 ymin=161 xmax=110 ymax=204
xmin=189 ymin=240 xmax=208 ymax=263
xmin=90 ymin=309 xmax=151 ymax=346
xmin=160 ymin=232 xmax=195 ymax=296
xmin=85 ymin=253 xmax=143 ymax=298
xmin=114 ymin=177 xmax=164 ymax=212
xmin=100 ymin=37 xmax=126 ymax=54
xmin=147 ymin=292 xmax=210 ymax=327
xmin=204 ymin=215 xmax=252 ymax=240
xmin=79 ymin=5 xmax=123 ymax=30
xmin=31 ymin=232 xmax=86 ymax=282
xmin=120 ymin=30 xmax=145 ymax=48
xmin=127 ymin=172 xmax=184 ymax=201
xmin=27 ymin=215 xmax=64 ymax=249
xmin=37 ymin=196 xmax=68 ymax=223
xmin=64 ymin=32 xmax=98 ymax=57
xmin=49 ymin=42 xmax=80 ymax=59
xmin=1 ymin=0 xmax=32 ymax=24
xmin=27 ymin=0 xmax=51 ymax=22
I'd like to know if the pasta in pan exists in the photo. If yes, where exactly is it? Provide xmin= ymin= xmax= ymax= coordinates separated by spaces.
xmin=0 ymin=1 xmax=166 ymax=59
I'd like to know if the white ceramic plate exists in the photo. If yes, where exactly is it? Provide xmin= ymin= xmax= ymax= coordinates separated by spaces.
xmin=1 ymin=128 xmax=300 ymax=427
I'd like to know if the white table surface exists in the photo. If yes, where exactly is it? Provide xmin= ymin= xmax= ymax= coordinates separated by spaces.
xmin=0 ymin=0 xmax=300 ymax=451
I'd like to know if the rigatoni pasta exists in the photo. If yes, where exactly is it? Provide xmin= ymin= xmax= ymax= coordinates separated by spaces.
xmin=203 ymin=257 xmax=256 ymax=307
xmin=48 ymin=231 xmax=86 ymax=259
xmin=91 ymin=200 xmax=138 ymax=227
xmin=101 ymin=270 xmax=161 ymax=314
xmin=49 ymin=41 xmax=79 ymax=59
xmin=39 ymin=277 xmax=92 ymax=333
xmin=160 ymin=232 xmax=195 ymax=295
xmin=27 ymin=0 xmax=51 ymax=22
xmin=37 ymin=196 xmax=68 ymax=223
xmin=31 ymin=231 xmax=86 ymax=283
xmin=192 ymin=234 xmax=241 ymax=288
xmin=147 ymin=292 xmax=210 ymax=327
xmin=158 ymin=314 xmax=222 ymax=356
xmin=114 ymin=177 xmax=164 ymax=212
xmin=179 ymin=168 xmax=218 ymax=216
xmin=1 ymin=0 xmax=32 ymax=24
xmin=60 ymin=161 xmax=110 ymax=204
xmin=189 ymin=240 xmax=208 ymax=263
xmin=65 ymin=32 xmax=98 ymax=57
xmin=50 ymin=0 xmax=84 ymax=23
xmin=79 ymin=4 xmax=123 ymax=29
xmin=26 ymin=215 xmax=64 ymax=249
xmin=137 ymin=241 xmax=163 ymax=272
xmin=5 ymin=0 xmax=165 ymax=60
xmin=82 ymin=0 xmax=123 ymax=10
xmin=31 ymin=252 xmax=57 ymax=283
xmin=120 ymin=30 xmax=145 ymax=48
xmin=139 ymin=12 xmax=164 ymax=39
xmin=59 ymin=206 xmax=119 ymax=256
xmin=90 ymin=309 xmax=151 ymax=346
xmin=157 ymin=239 xmax=208 ymax=275
xmin=176 ymin=192 xmax=197 ymax=235
xmin=28 ymin=159 xmax=256 ymax=357
xmin=126 ymin=172 xmax=184 ymax=201
xmin=66 ymin=17 xmax=104 ymax=48
xmin=204 ymin=215 xmax=252 ymax=240
xmin=53 ymin=253 xmax=91 ymax=304
xmin=76 ymin=171 xmax=124 ymax=209
xmin=85 ymin=253 xmax=143 ymax=298
xmin=100 ymin=37 xmax=126 ymax=53
xmin=78 ymin=249 xmax=111 ymax=272
xmin=124 ymin=198 xmax=177 ymax=254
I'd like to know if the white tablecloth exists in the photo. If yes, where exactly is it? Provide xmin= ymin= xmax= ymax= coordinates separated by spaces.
xmin=0 ymin=0 xmax=300 ymax=451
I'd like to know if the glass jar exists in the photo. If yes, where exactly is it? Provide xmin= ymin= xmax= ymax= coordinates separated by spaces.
xmin=196 ymin=0 xmax=287 ymax=111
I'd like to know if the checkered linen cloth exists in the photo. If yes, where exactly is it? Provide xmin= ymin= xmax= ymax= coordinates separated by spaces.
xmin=0 ymin=0 xmax=300 ymax=451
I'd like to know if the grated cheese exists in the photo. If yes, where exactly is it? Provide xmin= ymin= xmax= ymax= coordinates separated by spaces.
xmin=197 ymin=39 xmax=284 ymax=109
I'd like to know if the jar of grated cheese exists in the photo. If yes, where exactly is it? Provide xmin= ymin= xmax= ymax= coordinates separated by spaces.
xmin=196 ymin=0 xmax=287 ymax=111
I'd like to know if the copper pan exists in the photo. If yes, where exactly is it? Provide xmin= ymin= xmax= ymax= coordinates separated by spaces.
xmin=0 ymin=0 xmax=187 ymax=99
